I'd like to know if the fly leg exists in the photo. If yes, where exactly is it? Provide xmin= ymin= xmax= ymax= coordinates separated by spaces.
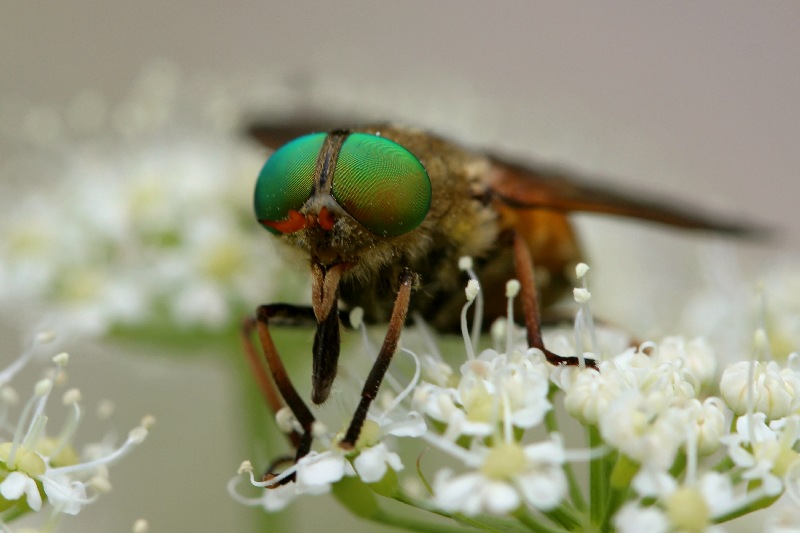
xmin=512 ymin=231 xmax=597 ymax=369
xmin=241 ymin=304 xmax=352 ymax=483
xmin=339 ymin=268 xmax=417 ymax=449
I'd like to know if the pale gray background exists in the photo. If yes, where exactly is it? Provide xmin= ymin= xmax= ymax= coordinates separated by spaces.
xmin=2 ymin=2 xmax=799 ymax=532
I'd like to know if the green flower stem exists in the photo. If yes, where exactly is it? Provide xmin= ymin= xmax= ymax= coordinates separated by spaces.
xmin=669 ymin=451 xmax=686 ymax=479
xmin=393 ymin=491 xmax=528 ymax=532
xmin=587 ymin=425 xmax=606 ymax=525
xmin=544 ymin=403 xmax=586 ymax=512
xmin=712 ymin=493 xmax=781 ymax=524
xmin=452 ymin=513 xmax=530 ymax=533
xmin=600 ymin=454 xmax=638 ymax=531
xmin=512 ymin=508 xmax=571 ymax=533
xmin=0 ymin=504 xmax=29 ymax=523
xmin=542 ymin=504 xmax=583 ymax=530
xmin=337 ymin=476 xmax=502 ymax=533
xmin=370 ymin=508 xmax=481 ymax=533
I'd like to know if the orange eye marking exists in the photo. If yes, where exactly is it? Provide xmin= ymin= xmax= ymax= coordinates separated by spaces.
xmin=260 ymin=209 xmax=307 ymax=233
xmin=318 ymin=207 xmax=336 ymax=231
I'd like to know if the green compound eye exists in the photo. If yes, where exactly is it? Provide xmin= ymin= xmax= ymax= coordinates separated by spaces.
xmin=333 ymin=133 xmax=431 ymax=237
xmin=254 ymin=133 xmax=325 ymax=234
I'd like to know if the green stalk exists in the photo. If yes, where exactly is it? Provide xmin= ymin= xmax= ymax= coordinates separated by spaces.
xmin=370 ymin=508 xmax=482 ymax=533
xmin=544 ymin=404 xmax=587 ymax=512
xmin=587 ymin=425 xmax=605 ymax=525
xmin=712 ymin=493 xmax=781 ymax=524
xmin=512 ymin=508 xmax=571 ymax=533
xmin=600 ymin=454 xmax=638 ymax=531
xmin=542 ymin=504 xmax=583 ymax=530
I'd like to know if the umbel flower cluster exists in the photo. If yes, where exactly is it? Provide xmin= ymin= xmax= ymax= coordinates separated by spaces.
xmin=0 ymin=61 xmax=277 ymax=337
xmin=231 ymin=261 xmax=800 ymax=533
xmin=0 ymin=331 xmax=151 ymax=531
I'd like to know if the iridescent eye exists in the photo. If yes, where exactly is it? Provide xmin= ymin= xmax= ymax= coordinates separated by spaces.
xmin=254 ymin=133 xmax=325 ymax=234
xmin=332 ymin=133 xmax=431 ymax=237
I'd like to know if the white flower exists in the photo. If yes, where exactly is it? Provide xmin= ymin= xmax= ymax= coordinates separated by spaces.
xmin=599 ymin=388 xmax=687 ymax=470
xmin=41 ymin=474 xmax=92 ymax=515
xmin=0 ymin=336 xmax=150 ymax=525
xmin=632 ymin=468 xmax=737 ymax=523
xmin=723 ymin=414 xmax=799 ymax=497
xmin=432 ymin=439 xmax=568 ymax=515
xmin=433 ymin=469 xmax=521 ymax=515
xmin=0 ymin=73 xmax=278 ymax=336
xmin=686 ymin=397 xmax=728 ymax=456
xmin=720 ymin=360 xmax=796 ymax=419
xmin=655 ymin=336 xmax=717 ymax=388
xmin=230 ymin=450 xmax=356 ymax=512
xmin=563 ymin=359 xmax=636 ymax=425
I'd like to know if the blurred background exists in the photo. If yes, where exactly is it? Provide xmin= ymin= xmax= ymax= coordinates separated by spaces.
xmin=1 ymin=2 xmax=798 ymax=531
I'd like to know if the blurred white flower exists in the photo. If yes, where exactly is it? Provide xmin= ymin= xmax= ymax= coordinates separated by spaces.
xmin=0 ymin=68 xmax=281 ymax=337
xmin=0 ymin=331 xmax=150 ymax=529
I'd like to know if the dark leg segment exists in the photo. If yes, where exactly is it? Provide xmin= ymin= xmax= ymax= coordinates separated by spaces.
xmin=512 ymin=231 xmax=597 ymax=369
xmin=340 ymin=269 xmax=417 ymax=449
xmin=254 ymin=304 xmax=318 ymax=461
xmin=241 ymin=316 xmax=301 ymax=449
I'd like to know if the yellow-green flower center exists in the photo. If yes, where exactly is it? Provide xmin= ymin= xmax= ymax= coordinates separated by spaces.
xmin=35 ymin=437 xmax=79 ymax=468
xmin=0 ymin=443 xmax=46 ymax=477
xmin=665 ymin=486 xmax=709 ymax=533
xmin=354 ymin=420 xmax=381 ymax=451
xmin=463 ymin=382 xmax=494 ymax=423
xmin=480 ymin=442 xmax=526 ymax=480
xmin=772 ymin=447 xmax=800 ymax=477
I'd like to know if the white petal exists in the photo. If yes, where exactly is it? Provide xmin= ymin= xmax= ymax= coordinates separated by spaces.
xmin=516 ymin=467 xmax=567 ymax=510
xmin=697 ymin=471 xmax=735 ymax=516
xmin=262 ymin=483 xmax=299 ymax=512
xmin=0 ymin=471 xmax=29 ymax=500
xmin=1 ymin=472 xmax=42 ymax=511
xmin=295 ymin=452 xmax=345 ymax=491
xmin=354 ymin=443 xmax=403 ymax=483
xmin=433 ymin=470 xmax=484 ymax=513
xmin=523 ymin=440 xmax=565 ymax=464
xmin=614 ymin=502 xmax=668 ymax=533
xmin=385 ymin=411 xmax=427 ymax=437
xmin=632 ymin=468 xmax=677 ymax=498
xmin=41 ymin=476 xmax=89 ymax=515
xmin=728 ymin=444 xmax=756 ymax=468
xmin=510 ymin=402 xmax=550 ymax=428
xmin=483 ymin=481 xmax=520 ymax=514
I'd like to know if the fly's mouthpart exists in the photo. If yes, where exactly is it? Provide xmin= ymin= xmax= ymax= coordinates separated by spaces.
xmin=311 ymin=262 xmax=345 ymax=323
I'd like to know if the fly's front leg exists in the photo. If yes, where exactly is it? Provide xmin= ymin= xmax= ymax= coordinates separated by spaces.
xmin=512 ymin=231 xmax=597 ymax=369
xmin=241 ymin=303 xmax=322 ymax=482
xmin=340 ymin=269 xmax=417 ymax=449
xmin=242 ymin=314 xmax=301 ymax=451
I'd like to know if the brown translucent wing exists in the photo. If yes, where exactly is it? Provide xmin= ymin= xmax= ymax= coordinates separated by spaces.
xmin=247 ymin=120 xmax=327 ymax=150
xmin=246 ymin=115 xmax=382 ymax=150
xmin=487 ymin=159 xmax=760 ymax=236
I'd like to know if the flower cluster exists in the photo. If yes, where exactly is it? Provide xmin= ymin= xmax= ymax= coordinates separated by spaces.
xmin=0 ymin=61 xmax=280 ymax=337
xmin=0 ymin=331 xmax=151 ymax=530
xmin=231 ymin=261 xmax=800 ymax=532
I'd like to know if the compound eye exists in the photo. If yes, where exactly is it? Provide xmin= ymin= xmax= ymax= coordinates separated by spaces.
xmin=332 ymin=133 xmax=431 ymax=237
xmin=254 ymin=133 xmax=325 ymax=234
